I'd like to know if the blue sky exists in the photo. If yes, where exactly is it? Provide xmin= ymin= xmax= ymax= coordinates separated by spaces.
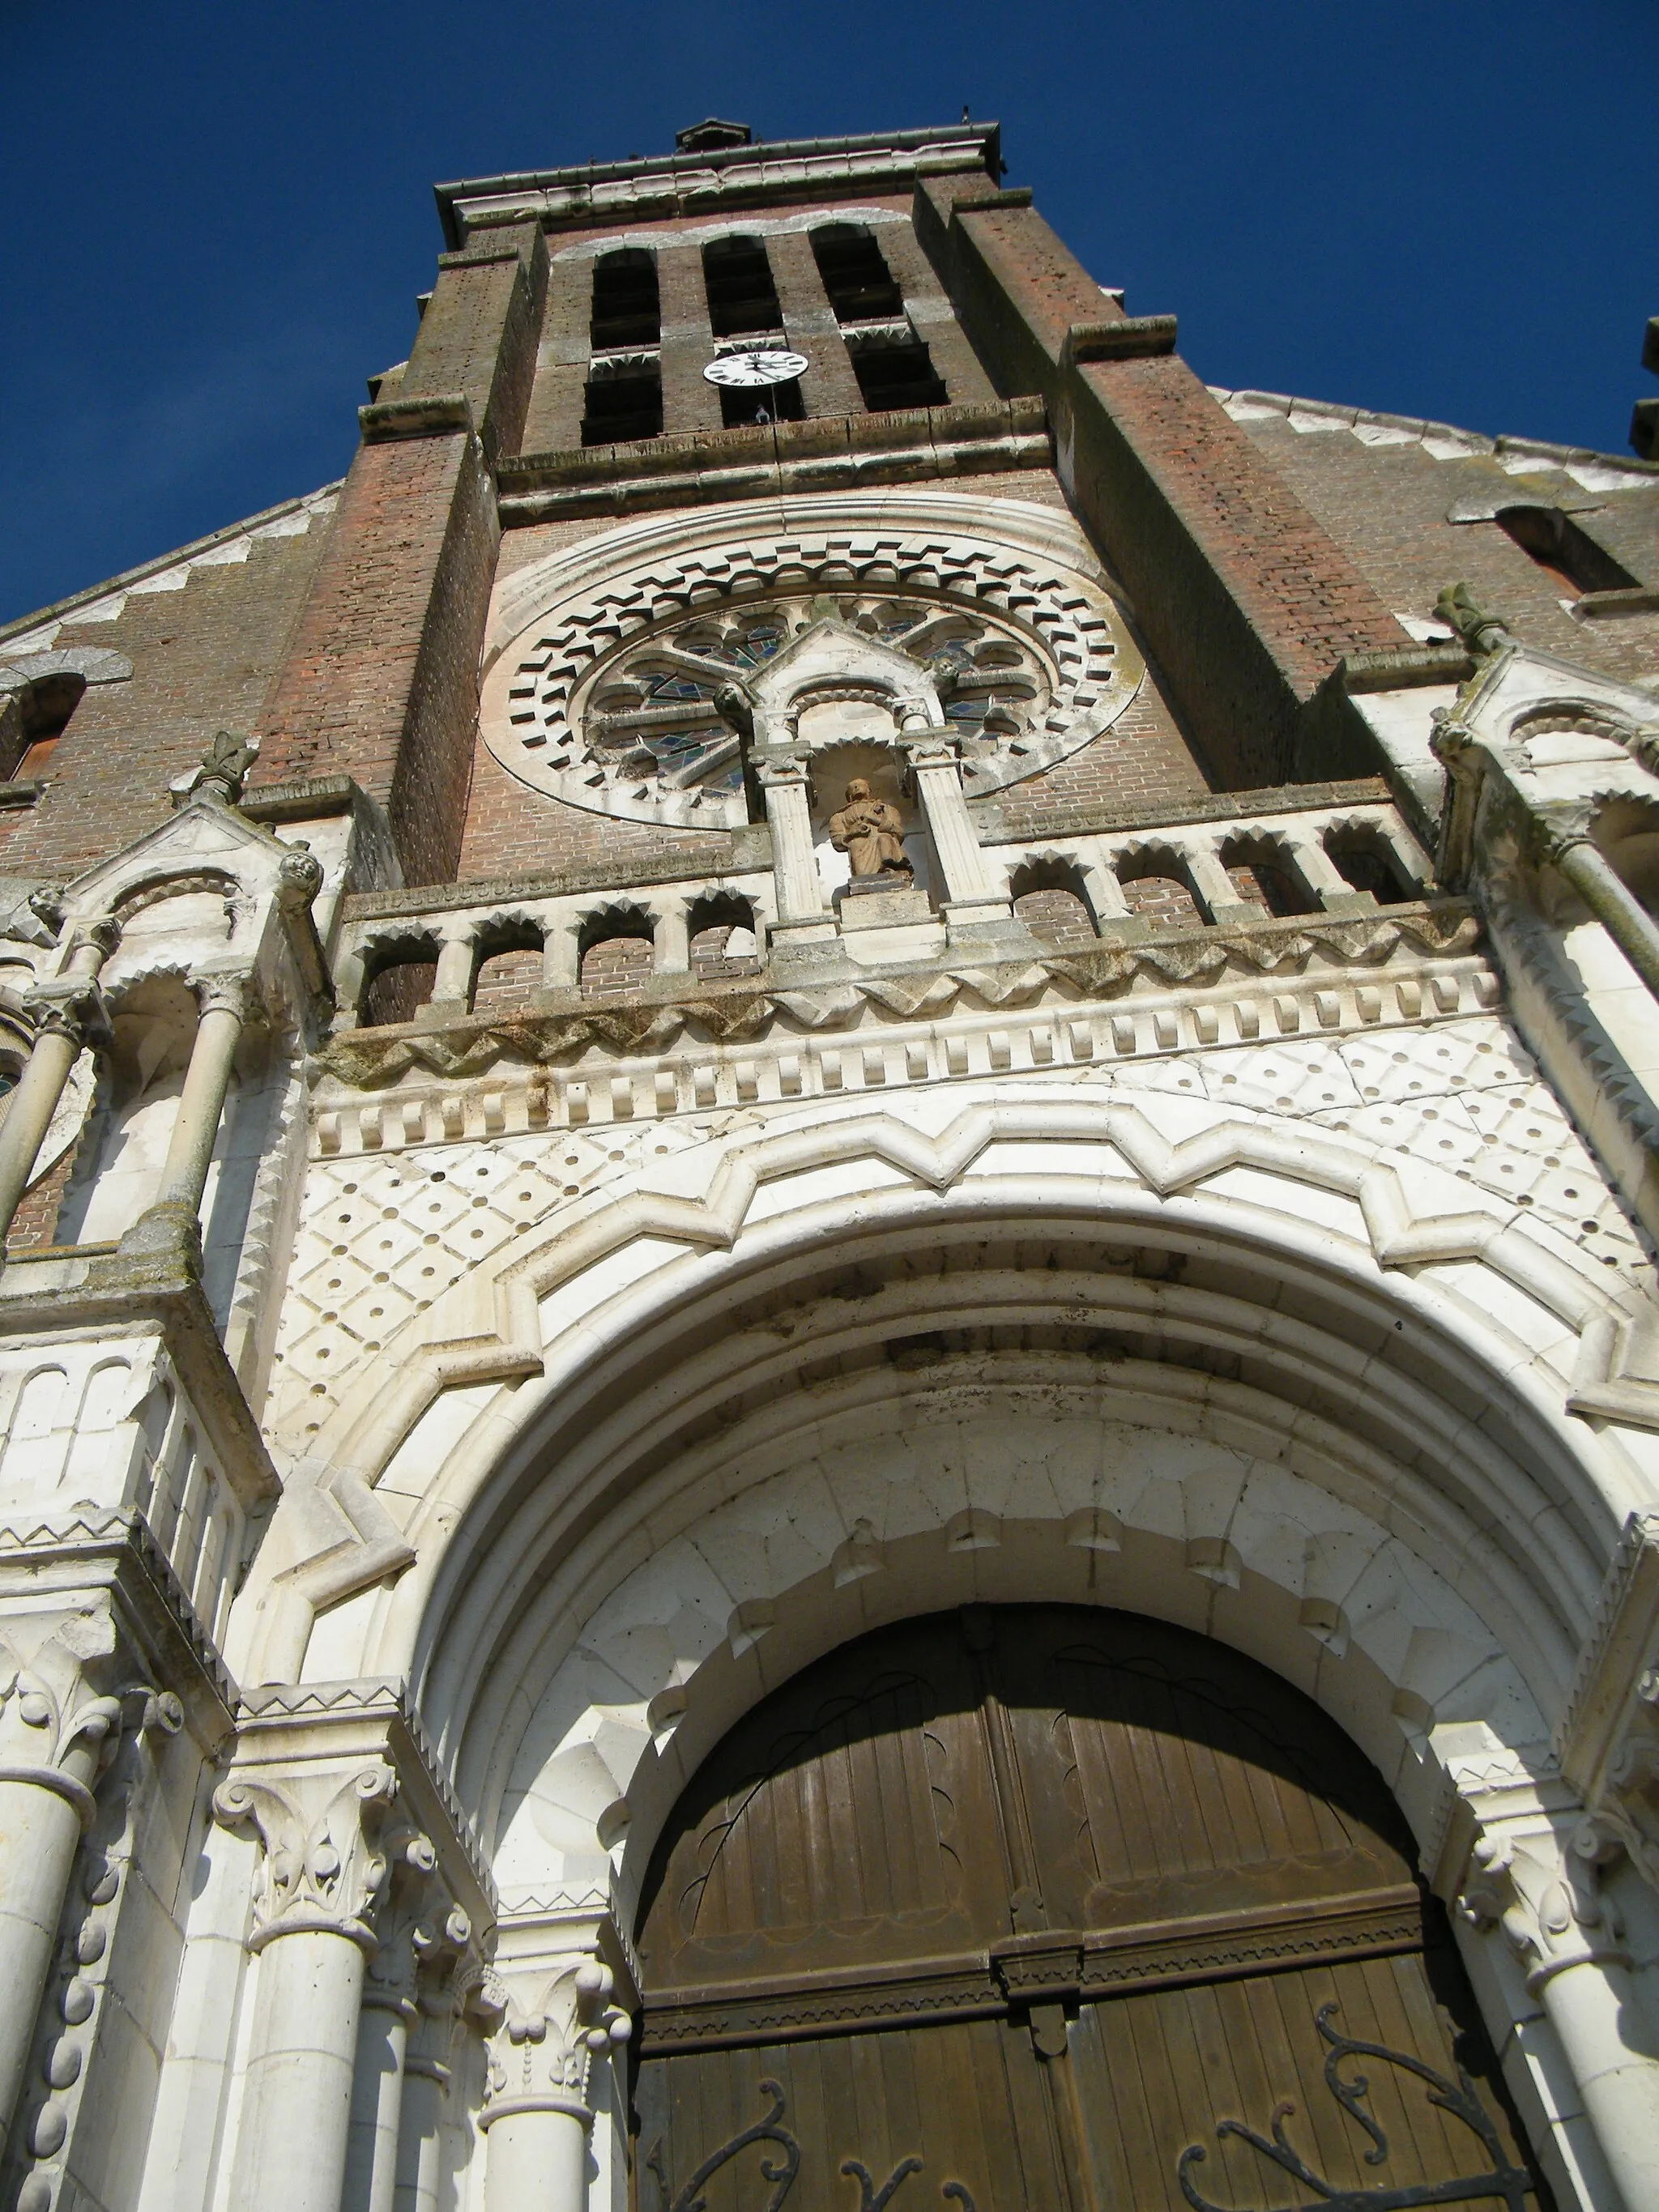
xmin=3 ymin=0 xmax=1652 ymax=624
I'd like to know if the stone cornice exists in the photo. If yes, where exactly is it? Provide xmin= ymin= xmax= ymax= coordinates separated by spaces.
xmin=495 ymin=398 xmax=1049 ymax=526
xmin=311 ymin=901 xmax=1483 ymax=1110
xmin=435 ymin=123 xmax=1000 ymax=247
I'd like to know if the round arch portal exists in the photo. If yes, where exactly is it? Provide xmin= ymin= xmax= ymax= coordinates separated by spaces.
xmin=630 ymin=1601 xmax=1546 ymax=2212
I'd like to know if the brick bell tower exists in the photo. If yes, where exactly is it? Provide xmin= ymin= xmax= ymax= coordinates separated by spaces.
xmin=2 ymin=111 xmax=1659 ymax=2212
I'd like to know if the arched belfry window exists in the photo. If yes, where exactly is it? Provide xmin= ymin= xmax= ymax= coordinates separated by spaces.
xmin=589 ymin=247 xmax=659 ymax=351
xmin=582 ymin=246 xmax=663 ymax=447
xmin=702 ymin=234 xmax=783 ymax=337
xmin=810 ymin=222 xmax=904 ymax=322
xmin=810 ymin=221 xmax=947 ymax=411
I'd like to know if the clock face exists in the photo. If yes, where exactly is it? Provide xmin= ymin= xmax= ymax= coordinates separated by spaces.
xmin=703 ymin=348 xmax=810 ymax=389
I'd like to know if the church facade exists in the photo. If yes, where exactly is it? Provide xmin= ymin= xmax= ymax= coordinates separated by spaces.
xmin=3 ymin=113 xmax=1659 ymax=2212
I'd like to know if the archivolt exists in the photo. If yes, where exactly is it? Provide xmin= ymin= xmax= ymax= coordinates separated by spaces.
xmin=240 ymin=1089 xmax=1659 ymax=1855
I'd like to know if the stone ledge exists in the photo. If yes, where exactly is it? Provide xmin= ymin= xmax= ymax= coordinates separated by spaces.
xmin=969 ymin=774 xmax=1392 ymax=845
xmin=1064 ymin=316 xmax=1179 ymax=366
xmin=309 ymin=899 xmax=1482 ymax=1116
xmin=1337 ymin=644 xmax=1474 ymax=693
xmin=358 ymin=391 xmax=476 ymax=443
xmin=241 ymin=774 xmax=363 ymax=823
xmin=496 ymin=399 xmax=1049 ymax=522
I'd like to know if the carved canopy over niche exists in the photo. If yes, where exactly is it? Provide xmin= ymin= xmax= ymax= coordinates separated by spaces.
xmin=480 ymin=504 xmax=1145 ymax=829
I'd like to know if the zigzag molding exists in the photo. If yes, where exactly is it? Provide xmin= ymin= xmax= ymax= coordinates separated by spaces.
xmin=304 ymin=1089 xmax=1659 ymax=1500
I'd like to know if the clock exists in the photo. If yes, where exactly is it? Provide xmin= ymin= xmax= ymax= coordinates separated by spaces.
xmin=702 ymin=348 xmax=810 ymax=388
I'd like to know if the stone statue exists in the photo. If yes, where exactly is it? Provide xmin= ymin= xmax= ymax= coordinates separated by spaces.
xmin=1435 ymin=581 xmax=1512 ymax=658
xmin=829 ymin=779 xmax=911 ymax=879
xmin=712 ymin=683 xmax=755 ymax=746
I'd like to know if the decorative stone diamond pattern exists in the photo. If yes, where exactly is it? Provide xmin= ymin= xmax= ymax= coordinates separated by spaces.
xmin=268 ymin=1120 xmax=710 ymax=1446
xmin=1106 ymin=1016 xmax=1647 ymax=1270
xmin=479 ymin=524 xmax=1143 ymax=829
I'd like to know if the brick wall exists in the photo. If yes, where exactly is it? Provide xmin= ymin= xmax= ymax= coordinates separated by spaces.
xmin=914 ymin=180 xmax=1410 ymax=786
xmin=1 ymin=523 xmax=331 ymax=880
xmin=254 ymin=431 xmax=497 ymax=884
xmin=1226 ymin=411 xmax=1659 ymax=684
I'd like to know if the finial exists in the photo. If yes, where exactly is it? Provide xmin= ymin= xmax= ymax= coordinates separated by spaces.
xmin=172 ymin=729 xmax=259 ymax=809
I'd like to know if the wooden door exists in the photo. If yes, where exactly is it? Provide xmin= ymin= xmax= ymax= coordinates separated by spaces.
xmin=633 ymin=1607 xmax=1546 ymax=2210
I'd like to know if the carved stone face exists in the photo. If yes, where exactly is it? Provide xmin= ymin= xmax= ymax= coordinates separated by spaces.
xmin=845 ymin=779 xmax=871 ymax=803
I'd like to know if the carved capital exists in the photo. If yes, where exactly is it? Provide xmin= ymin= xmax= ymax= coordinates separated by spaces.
xmin=21 ymin=980 xmax=109 ymax=1051
xmin=1459 ymin=1817 xmax=1627 ymax=1990
xmin=361 ymin=1846 xmax=477 ymax=2018
xmin=0 ymin=1603 xmax=182 ymax=1830
xmin=755 ymin=753 xmax=811 ymax=791
xmin=481 ymin=1955 xmax=631 ymax=2126
xmin=213 ymin=1758 xmax=404 ymax=1951
xmin=216 ymin=1679 xmax=495 ymax=1958
xmin=193 ymin=969 xmax=258 ymax=1022
xmin=64 ymin=914 xmax=119 ymax=961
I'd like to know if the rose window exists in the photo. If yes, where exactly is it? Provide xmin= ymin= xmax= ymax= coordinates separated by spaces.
xmin=480 ymin=505 xmax=1145 ymax=829
xmin=575 ymin=594 xmax=1051 ymax=803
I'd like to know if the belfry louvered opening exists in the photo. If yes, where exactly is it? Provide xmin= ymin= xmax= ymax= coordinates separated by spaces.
xmin=589 ymin=248 xmax=660 ymax=351
xmin=810 ymin=223 xmax=904 ymax=322
xmin=702 ymin=235 xmax=783 ymax=337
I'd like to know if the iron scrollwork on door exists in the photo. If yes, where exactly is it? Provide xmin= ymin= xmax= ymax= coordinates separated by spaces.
xmin=1176 ymin=2003 xmax=1533 ymax=2212
xmin=655 ymin=2079 xmax=977 ymax=2210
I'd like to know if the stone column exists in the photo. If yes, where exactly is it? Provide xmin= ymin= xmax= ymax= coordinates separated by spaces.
xmin=214 ymin=1685 xmax=494 ymax=2212
xmin=1547 ymin=829 xmax=1659 ymax=1003
xmin=121 ymin=971 xmax=252 ymax=1264
xmin=1462 ymin=1816 xmax=1659 ymax=2212
xmin=542 ymin=917 xmax=582 ymax=993
xmin=428 ymin=933 xmax=476 ymax=1019
xmin=651 ymin=901 xmax=690 ymax=977
xmin=904 ymin=736 xmax=1017 ymax=940
xmin=394 ymin=1963 xmax=491 ymax=2212
xmin=213 ymin=1758 xmax=406 ymax=2212
xmin=343 ymin=1864 xmax=471 ymax=2212
xmin=0 ymin=1601 xmax=180 ymax=2162
xmin=0 ymin=918 xmax=118 ymax=1253
xmin=482 ymin=1959 xmax=631 ymax=2212
xmin=758 ymin=758 xmax=836 ymax=948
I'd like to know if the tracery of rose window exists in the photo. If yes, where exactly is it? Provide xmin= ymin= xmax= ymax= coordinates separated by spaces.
xmin=574 ymin=592 xmax=1050 ymax=800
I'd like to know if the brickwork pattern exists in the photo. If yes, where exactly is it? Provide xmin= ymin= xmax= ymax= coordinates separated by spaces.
xmin=401 ymin=231 xmax=544 ymax=461
xmin=458 ymin=739 xmax=729 ymax=880
xmin=1 ymin=528 xmax=331 ymax=880
xmin=520 ymin=254 xmax=591 ymax=455
xmin=768 ymin=228 xmax=865 ymax=417
xmin=1226 ymin=412 xmax=1659 ymax=684
xmin=6 ymin=1142 xmax=80 ymax=1252
xmin=254 ymin=432 xmax=496 ymax=884
xmin=1080 ymin=356 xmax=1410 ymax=699
xmin=986 ymin=678 xmax=1212 ymax=834
xmin=658 ymin=243 xmax=726 ymax=437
